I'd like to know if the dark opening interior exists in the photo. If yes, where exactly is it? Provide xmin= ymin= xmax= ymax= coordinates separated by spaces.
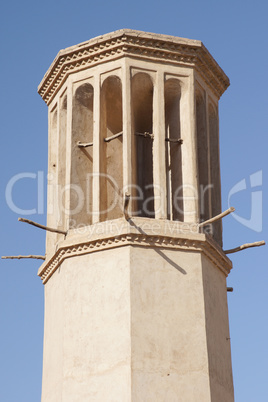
xmin=71 ymin=83 xmax=94 ymax=226
xmin=209 ymin=103 xmax=222 ymax=245
xmin=131 ymin=72 xmax=154 ymax=218
xmin=196 ymin=91 xmax=209 ymax=223
xmin=165 ymin=78 xmax=183 ymax=221
xmin=100 ymin=76 xmax=123 ymax=221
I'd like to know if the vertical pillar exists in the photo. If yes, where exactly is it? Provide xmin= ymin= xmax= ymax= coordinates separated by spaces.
xmin=153 ymin=71 xmax=167 ymax=219
xmin=65 ymin=84 xmax=73 ymax=229
xmin=180 ymin=74 xmax=199 ymax=222
xmin=57 ymin=93 xmax=68 ymax=233
xmin=55 ymin=101 xmax=61 ymax=232
xmin=92 ymin=74 xmax=100 ymax=224
xmin=122 ymin=59 xmax=132 ymax=214
xmin=46 ymin=105 xmax=59 ymax=252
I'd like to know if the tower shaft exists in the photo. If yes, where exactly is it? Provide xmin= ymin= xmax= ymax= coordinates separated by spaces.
xmin=38 ymin=30 xmax=234 ymax=401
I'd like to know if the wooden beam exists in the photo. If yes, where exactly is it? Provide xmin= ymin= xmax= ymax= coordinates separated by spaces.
xmin=18 ymin=217 xmax=67 ymax=235
xmin=199 ymin=207 xmax=235 ymax=228
xmin=224 ymin=240 xmax=265 ymax=255
xmin=2 ymin=255 xmax=45 ymax=260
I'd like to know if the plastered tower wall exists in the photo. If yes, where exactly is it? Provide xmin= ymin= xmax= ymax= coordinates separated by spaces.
xmin=38 ymin=30 xmax=234 ymax=401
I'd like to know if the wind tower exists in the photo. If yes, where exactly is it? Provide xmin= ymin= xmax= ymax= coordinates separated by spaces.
xmin=38 ymin=30 xmax=234 ymax=401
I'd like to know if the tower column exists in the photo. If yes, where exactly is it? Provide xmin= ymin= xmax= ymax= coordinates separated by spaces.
xmin=46 ymin=104 xmax=59 ymax=253
xmin=65 ymin=84 xmax=73 ymax=230
xmin=153 ymin=70 xmax=167 ymax=219
xmin=38 ymin=29 xmax=233 ymax=401
xmin=122 ymin=59 xmax=133 ymax=211
xmin=180 ymin=73 xmax=199 ymax=222
xmin=92 ymin=74 xmax=101 ymax=224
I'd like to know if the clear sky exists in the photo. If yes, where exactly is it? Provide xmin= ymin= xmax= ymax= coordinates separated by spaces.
xmin=0 ymin=1 xmax=267 ymax=401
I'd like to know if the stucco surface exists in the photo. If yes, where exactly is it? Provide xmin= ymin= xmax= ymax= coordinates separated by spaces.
xmin=130 ymin=246 xmax=211 ymax=401
xmin=41 ymin=243 xmax=233 ymax=401
xmin=42 ymin=247 xmax=131 ymax=401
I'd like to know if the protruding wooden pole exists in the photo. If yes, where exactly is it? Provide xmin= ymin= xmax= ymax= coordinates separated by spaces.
xmin=2 ymin=255 xmax=45 ymax=260
xmin=18 ymin=217 xmax=67 ymax=235
xmin=77 ymin=141 xmax=93 ymax=148
xmin=165 ymin=138 xmax=183 ymax=144
xmin=124 ymin=192 xmax=131 ymax=221
xmin=199 ymin=207 xmax=235 ymax=228
xmin=104 ymin=131 xmax=123 ymax=142
xmin=135 ymin=132 xmax=154 ymax=139
xmin=224 ymin=240 xmax=265 ymax=255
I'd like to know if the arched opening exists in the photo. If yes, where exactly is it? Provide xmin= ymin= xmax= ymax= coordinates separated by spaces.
xmin=196 ymin=90 xmax=209 ymax=223
xmin=131 ymin=72 xmax=154 ymax=218
xmin=209 ymin=103 xmax=222 ymax=245
xmin=71 ymin=83 xmax=94 ymax=226
xmin=100 ymin=75 xmax=123 ymax=221
xmin=164 ymin=78 xmax=183 ymax=221
xmin=58 ymin=95 xmax=67 ymax=231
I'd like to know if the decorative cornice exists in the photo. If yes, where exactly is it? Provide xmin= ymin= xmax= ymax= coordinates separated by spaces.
xmin=38 ymin=219 xmax=232 ymax=284
xmin=38 ymin=29 xmax=229 ymax=105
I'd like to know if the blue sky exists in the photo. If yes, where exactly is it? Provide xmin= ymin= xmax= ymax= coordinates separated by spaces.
xmin=0 ymin=1 xmax=267 ymax=401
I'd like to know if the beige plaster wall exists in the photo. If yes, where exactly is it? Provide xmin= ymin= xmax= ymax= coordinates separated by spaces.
xmin=201 ymin=254 xmax=234 ymax=401
xmin=130 ymin=246 xmax=211 ymax=401
xmin=41 ymin=247 xmax=131 ymax=402
xmin=41 ymin=241 xmax=233 ymax=401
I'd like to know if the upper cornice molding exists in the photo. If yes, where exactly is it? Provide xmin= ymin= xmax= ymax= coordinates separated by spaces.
xmin=38 ymin=217 xmax=232 ymax=284
xmin=38 ymin=29 xmax=230 ymax=105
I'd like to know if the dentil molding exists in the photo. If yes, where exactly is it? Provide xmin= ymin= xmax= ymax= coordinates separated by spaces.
xmin=38 ymin=217 xmax=232 ymax=284
xmin=38 ymin=29 xmax=229 ymax=105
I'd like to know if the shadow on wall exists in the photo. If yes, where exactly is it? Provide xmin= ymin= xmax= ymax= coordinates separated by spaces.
xmin=128 ymin=218 xmax=187 ymax=275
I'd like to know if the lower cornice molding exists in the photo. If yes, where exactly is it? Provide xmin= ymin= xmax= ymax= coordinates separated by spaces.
xmin=38 ymin=218 xmax=232 ymax=284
